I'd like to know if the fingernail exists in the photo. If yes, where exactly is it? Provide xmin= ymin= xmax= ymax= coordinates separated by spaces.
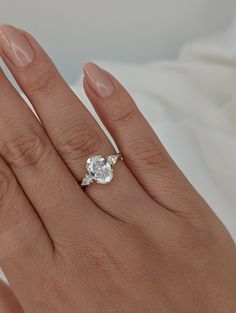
xmin=0 ymin=25 xmax=34 ymax=67
xmin=83 ymin=63 xmax=114 ymax=98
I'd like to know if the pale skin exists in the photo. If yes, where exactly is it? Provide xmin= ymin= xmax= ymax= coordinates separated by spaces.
xmin=0 ymin=25 xmax=235 ymax=313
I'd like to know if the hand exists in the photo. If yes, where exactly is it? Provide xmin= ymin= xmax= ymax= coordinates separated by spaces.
xmin=0 ymin=25 xmax=235 ymax=313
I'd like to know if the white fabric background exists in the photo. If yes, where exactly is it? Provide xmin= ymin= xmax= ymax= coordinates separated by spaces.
xmin=1 ymin=16 xmax=236 ymax=282
xmin=1 ymin=0 xmax=236 ymax=82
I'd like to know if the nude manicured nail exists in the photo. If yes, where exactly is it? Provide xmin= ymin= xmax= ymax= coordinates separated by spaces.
xmin=83 ymin=63 xmax=115 ymax=98
xmin=0 ymin=25 xmax=34 ymax=67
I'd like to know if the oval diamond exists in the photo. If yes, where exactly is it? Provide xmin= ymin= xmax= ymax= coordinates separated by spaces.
xmin=86 ymin=155 xmax=113 ymax=184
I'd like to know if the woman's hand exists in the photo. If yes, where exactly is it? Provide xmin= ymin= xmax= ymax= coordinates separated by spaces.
xmin=0 ymin=25 xmax=235 ymax=313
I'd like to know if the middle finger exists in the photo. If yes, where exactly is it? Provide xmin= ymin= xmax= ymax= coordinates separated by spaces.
xmin=0 ymin=52 xmax=104 ymax=243
xmin=0 ymin=25 xmax=156 ymax=221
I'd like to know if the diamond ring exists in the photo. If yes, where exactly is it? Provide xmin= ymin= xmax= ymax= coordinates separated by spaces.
xmin=81 ymin=153 xmax=122 ymax=187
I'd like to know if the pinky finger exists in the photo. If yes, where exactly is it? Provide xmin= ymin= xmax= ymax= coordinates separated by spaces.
xmin=0 ymin=280 xmax=24 ymax=313
xmin=83 ymin=63 xmax=207 ymax=216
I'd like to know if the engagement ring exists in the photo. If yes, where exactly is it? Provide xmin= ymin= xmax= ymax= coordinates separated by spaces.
xmin=81 ymin=153 xmax=122 ymax=187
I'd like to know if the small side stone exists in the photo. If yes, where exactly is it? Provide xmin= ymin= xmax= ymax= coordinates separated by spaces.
xmin=107 ymin=155 xmax=119 ymax=166
xmin=81 ymin=174 xmax=93 ymax=186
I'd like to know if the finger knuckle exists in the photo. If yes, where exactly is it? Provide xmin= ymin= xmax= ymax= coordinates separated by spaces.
xmin=27 ymin=70 xmax=57 ymax=95
xmin=4 ymin=133 xmax=47 ymax=169
xmin=127 ymin=139 xmax=170 ymax=170
xmin=108 ymin=98 xmax=137 ymax=125
xmin=58 ymin=126 xmax=103 ymax=161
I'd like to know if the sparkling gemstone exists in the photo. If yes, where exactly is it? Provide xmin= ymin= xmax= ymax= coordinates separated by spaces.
xmin=81 ymin=174 xmax=93 ymax=186
xmin=86 ymin=155 xmax=113 ymax=184
xmin=107 ymin=154 xmax=119 ymax=166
